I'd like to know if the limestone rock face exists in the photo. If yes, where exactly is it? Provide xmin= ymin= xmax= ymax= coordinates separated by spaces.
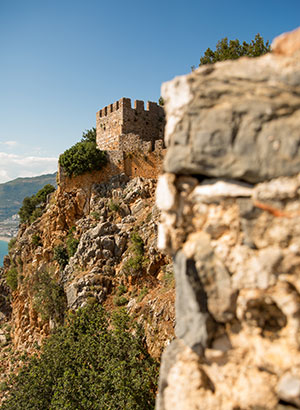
xmin=1 ymin=167 xmax=176 ymax=404
xmin=162 ymin=29 xmax=300 ymax=184
xmin=156 ymin=28 xmax=300 ymax=410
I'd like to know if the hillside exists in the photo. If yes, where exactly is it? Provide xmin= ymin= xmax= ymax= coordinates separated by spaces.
xmin=0 ymin=173 xmax=57 ymax=222
xmin=0 ymin=168 xmax=174 ymax=407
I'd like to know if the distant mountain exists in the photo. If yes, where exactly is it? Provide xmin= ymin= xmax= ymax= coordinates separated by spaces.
xmin=0 ymin=173 xmax=57 ymax=222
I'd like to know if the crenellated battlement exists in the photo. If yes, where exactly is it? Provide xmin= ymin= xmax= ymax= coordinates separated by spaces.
xmin=96 ymin=97 xmax=165 ymax=152
xmin=97 ymin=97 xmax=163 ymax=119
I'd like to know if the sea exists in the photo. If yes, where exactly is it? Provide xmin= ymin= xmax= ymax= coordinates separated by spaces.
xmin=0 ymin=240 xmax=9 ymax=267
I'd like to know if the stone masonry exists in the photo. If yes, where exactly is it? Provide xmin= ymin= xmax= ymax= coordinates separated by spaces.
xmin=155 ymin=27 xmax=300 ymax=410
xmin=96 ymin=97 xmax=165 ymax=151
xmin=95 ymin=97 xmax=165 ymax=179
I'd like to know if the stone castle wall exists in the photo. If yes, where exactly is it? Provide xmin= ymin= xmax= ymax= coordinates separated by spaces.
xmin=96 ymin=97 xmax=165 ymax=151
xmin=95 ymin=97 xmax=165 ymax=180
xmin=155 ymin=27 xmax=300 ymax=410
xmin=96 ymin=99 xmax=124 ymax=150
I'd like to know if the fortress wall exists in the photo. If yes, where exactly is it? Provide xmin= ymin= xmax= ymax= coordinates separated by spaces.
xmin=124 ymin=149 xmax=165 ymax=179
xmin=96 ymin=98 xmax=124 ymax=150
xmin=95 ymin=97 xmax=165 ymax=180
xmin=96 ymin=97 xmax=165 ymax=152
xmin=121 ymin=99 xmax=165 ymax=145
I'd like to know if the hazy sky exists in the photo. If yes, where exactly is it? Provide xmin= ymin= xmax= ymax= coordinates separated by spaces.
xmin=0 ymin=0 xmax=299 ymax=183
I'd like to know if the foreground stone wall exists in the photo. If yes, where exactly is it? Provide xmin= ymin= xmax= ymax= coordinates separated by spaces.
xmin=156 ymin=27 xmax=300 ymax=410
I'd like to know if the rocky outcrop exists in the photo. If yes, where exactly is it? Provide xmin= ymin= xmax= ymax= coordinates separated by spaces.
xmin=3 ymin=172 xmax=174 ymax=359
xmin=156 ymin=27 xmax=300 ymax=410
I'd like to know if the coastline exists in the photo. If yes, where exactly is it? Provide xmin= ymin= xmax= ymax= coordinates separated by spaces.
xmin=0 ymin=236 xmax=11 ymax=243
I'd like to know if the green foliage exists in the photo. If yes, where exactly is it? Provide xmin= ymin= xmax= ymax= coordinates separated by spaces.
xmin=91 ymin=211 xmax=100 ymax=220
xmin=66 ymin=233 xmax=79 ymax=258
xmin=19 ymin=184 xmax=55 ymax=224
xmin=158 ymin=96 xmax=164 ymax=106
xmin=0 ymin=173 xmax=56 ymax=223
xmin=53 ymin=245 xmax=69 ymax=269
xmin=59 ymin=128 xmax=107 ymax=177
xmin=32 ymin=270 xmax=66 ymax=322
xmin=32 ymin=233 xmax=42 ymax=247
xmin=123 ymin=232 xmax=146 ymax=277
xmin=8 ymin=237 xmax=17 ymax=251
xmin=114 ymin=295 xmax=128 ymax=306
xmin=18 ymin=196 xmax=36 ymax=223
xmin=116 ymin=284 xmax=127 ymax=296
xmin=6 ymin=266 xmax=18 ymax=291
xmin=137 ymin=286 xmax=149 ymax=302
xmin=81 ymin=128 xmax=97 ymax=143
xmin=162 ymin=269 xmax=175 ymax=289
xmin=2 ymin=304 xmax=159 ymax=410
xmin=199 ymin=33 xmax=270 ymax=65
xmin=108 ymin=200 xmax=120 ymax=212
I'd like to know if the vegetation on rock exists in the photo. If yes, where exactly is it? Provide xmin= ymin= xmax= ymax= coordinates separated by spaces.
xmin=59 ymin=128 xmax=107 ymax=177
xmin=53 ymin=230 xmax=79 ymax=270
xmin=2 ymin=303 xmax=159 ymax=410
xmin=199 ymin=33 xmax=270 ymax=65
xmin=53 ymin=244 xmax=69 ymax=269
xmin=19 ymin=184 xmax=55 ymax=224
xmin=7 ymin=238 xmax=17 ymax=252
xmin=5 ymin=266 xmax=18 ymax=291
xmin=123 ymin=231 xmax=147 ymax=277
xmin=0 ymin=173 xmax=57 ymax=222
xmin=31 ymin=270 xmax=66 ymax=322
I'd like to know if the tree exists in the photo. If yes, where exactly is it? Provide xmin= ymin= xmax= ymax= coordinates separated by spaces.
xmin=2 ymin=304 xmax=159 ymax=409
xmin=81 ymin=127 xmax=97 ymax=143
xmin=199 ymin=33 xmax=270 ymax=66
xmin=59 ymin=128 xmax=107 ymax=177
xmin=19 ymin=184 xmax=55 ymax=223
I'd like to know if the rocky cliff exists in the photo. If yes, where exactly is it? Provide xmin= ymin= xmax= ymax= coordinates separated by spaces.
xmin=0 ymin=170 xmax=175 ymax=402
xmin=156 ymin=27 xmax=300 ymax=410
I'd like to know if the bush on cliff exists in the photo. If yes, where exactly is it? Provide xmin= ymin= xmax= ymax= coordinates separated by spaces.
xmin=199 ymin=33 xmax=270 ymax=65
xmin=32 ymin=270 xmax=67 ymax=322
xmin=59 ymin=128 xmax=107 ymax=177
xmin=5 ymin=266 xmax=18 ymax=291
xmin=19 ymin=184 xmax=55 ymax=224
xmin=53 ymin=244 xmax=69 ymax=269
xmin=123 ymin=231 xmax=147 ymax=277
xmin=2 ymin=303 xmax=159 ymax=410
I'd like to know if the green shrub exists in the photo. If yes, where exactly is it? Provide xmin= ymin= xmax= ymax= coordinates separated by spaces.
xmin=32 ymin=270 xmax=66 ymax=322
xmin=91 ymin=211 xmax=100 ymax=220
xmin=59 ymin=128 xmax=107 ymax=177
xmin=0 ymin=381 xmax=8 ymax=393
xmin=114 ymin=295 xmax=128 ymax=306
xmin=108 ymin=200 xmax=120 ymax=212
xmin=6 ymin=266 xmax=18 ymax=291
xmin=30 ymin=207 xmax=43 ymax=222
xmin=162 ymin=268 xmax=175 ymax=289
xmin=137 ymin=286 xmax=148 ymax=302
xmin=123 ymin=232 xmax=146 ymax=277
xmin=19 ymin=184 xmax=55 ymax=224
xmin=66 ymin=234 xmax=79 ymax=258
xmin=116 ymin=284 xmax=127 ymax=296
xmin=53 ymin=245 xmax=69 ymax=269
xmin=32 ymin=233 xmax=42 ymax=247
xmin=2 ymin=304 xmax=159 ymax=410
xmin=8 ymin=237 xmax=17 ymax=252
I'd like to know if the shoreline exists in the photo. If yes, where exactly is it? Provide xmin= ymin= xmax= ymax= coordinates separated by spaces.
xmin=0 ymin=236 xmax=11 ymax=243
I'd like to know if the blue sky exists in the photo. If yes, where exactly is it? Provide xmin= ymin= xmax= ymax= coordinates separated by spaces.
xmin=0 ymin=0 xmax=299 ymax=183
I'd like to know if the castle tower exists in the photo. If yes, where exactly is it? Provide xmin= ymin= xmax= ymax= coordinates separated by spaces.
xmin=96 ymin=97 xmax=165 ymax=151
